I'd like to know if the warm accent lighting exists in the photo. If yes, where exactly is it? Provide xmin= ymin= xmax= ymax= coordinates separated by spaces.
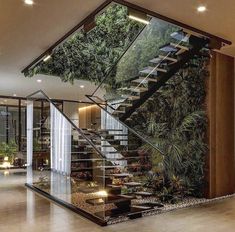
xmin=128 ymin=8 xmax=149 ymax=24
xmin=0 ymin=156 xmax=11 ymax=169
xmin=80 ymin=85 xmax=85 ymax=88
xmin=197 ymin=5 xmax=207 ymax=12
xmin=96 ymin=190 xmax=108 ymax=197
xmin=13 ymin=94 xmax=17 ymax=97
xmin=37 ymin=79 xmax=42 ymax=83
xmin=4 ymin=171 xmax=9 ymax=176
xmin=24 ymin=0 xmax=34 ymax=5
xmin=43 ymin=54 xmax=52 ymax=62
xmin=128 ymin=15 xmax=149 ymax=24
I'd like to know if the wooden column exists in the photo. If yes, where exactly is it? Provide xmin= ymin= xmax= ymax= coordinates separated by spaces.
xmin=206 ymin=51 xmax=235 ymax=198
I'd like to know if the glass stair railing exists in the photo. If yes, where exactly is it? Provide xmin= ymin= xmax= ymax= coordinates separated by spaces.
xmin=26 ymin=90 xmax=165 ymax=224
xmin=88 ymin=17 xmax=209 ymax=122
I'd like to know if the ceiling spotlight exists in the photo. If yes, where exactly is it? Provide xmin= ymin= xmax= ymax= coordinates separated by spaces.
xmin=37 ymin=79 xmax=42 ymax=83
xmin=24 ymin=0 xmax=34 ymax=5
xmin=197 ymin=5 xmax=207 ymax=12
xmin=43 ymin=54 xmax=52 ymax=62
xmin=128 ymin=8 xmax=150 ymax=24
xmin=80 ymin=85 xmax=85 ymax=88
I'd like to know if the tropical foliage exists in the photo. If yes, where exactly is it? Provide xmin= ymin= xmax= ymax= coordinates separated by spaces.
xmin=128 ymin=55 xmax=209 ymax=197
xmin=25 ymin=4 xmax=143 ymax=86
xmin=0 ymin=140 xmax=17 ymax=163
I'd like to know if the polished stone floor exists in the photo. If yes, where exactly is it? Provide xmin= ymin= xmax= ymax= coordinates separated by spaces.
xmin=1 ymin=169 xmax=235 ymax=232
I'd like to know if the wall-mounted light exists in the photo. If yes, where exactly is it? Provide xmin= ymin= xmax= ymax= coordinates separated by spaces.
xmin=80 ymin=85 xmax=84 ymax=88
xmin=128 ymin=8 xmax=150 ymax=24
xmin=37 ymin=79 xmax=42 ymax=83
xmin=13 ymin=94 xmax=17 ymax=97
xmin=43 ymin=54 xmax=52 ymax=62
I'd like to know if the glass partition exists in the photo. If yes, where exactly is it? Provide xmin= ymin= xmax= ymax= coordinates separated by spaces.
xmin=26 ymin=91 xmax=111 ymax=224
xmin=90 ymin=16 xmax=186 ymax=107
xmin=26 ymin=91 xmax=170 ymax=225
xmin=0 ymin=98 xmax=27 ymax=168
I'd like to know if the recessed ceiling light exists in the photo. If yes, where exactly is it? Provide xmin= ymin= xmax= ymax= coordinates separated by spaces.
xmin=197 ymin=5 xmax=207 ymax=12
xmin=13 ymin=94 xmax=17 ymax=97
xmin=80 ymin=85 xmax=85 ymax=88
xmin=37 ymin=79 xmax=42 ymax=83
xmin=24 ymin=0 xmax=34 ymax=5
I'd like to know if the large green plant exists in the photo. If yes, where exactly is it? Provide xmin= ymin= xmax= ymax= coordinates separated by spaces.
xmin=25 ymin=4 xmax=143 ymax=86
xmin=129 ymin=55 xmax=209 ymax=197
xmin=0 ymin=140 xmax=17 ymax=163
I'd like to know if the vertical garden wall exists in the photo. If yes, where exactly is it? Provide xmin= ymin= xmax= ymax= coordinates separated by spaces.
xmin=126 ymin=55 xmax=209 ymax=200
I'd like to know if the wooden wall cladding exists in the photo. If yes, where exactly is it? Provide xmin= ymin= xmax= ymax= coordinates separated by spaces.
xmin=78 ymin=105 xmax=101 ymax=130
xmin=206 ymin=51 xmax=235 ymax=198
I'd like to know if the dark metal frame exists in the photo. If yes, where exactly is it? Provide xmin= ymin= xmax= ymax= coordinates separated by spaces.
xmin=25 ymin=184 xmax=107 ymax=226
xmin=21 ymin=0 xmax=231 ymax=74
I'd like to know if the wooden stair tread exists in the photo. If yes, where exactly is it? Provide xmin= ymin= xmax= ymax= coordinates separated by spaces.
xmin=127 ymin=95 xmax=140 ymax=100
xmin=158 ymin=55 xmax=178 ymax=63
xmin=170 ymin=30 xmax=189 ymax=42
xmin=132 ymin=77 xmax=158 ymax=83
xmin=124 ymin=182 xmax=142 ymax=187
xmin=135 ymin=191 xmax=153 ymax=196
xmin=170 ymin=42 xmax=189 ymax=51
xmin=129 ymin=86 xmax=148 ymax=92
xmin=113 ymin=110 xmax=125 ymax=114
xmin=140 ymin=66 xmax=167 ymax=75
xmin=159 ymin=44 xmax=178 ymax=52
xmin=119 ymin=103 xmax=132 ymax=107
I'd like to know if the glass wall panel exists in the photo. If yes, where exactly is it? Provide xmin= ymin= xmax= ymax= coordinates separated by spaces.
xmin=0 ymin=98 xmax=27 ymax=167
xmin=27 ymin=91 xmax=108 ymax=224
xmin=0 ymin=106 xmax=7 ymax=144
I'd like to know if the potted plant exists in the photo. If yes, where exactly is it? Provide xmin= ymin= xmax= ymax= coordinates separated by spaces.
xmin=0 ymin=140 xmax=17 ymax=165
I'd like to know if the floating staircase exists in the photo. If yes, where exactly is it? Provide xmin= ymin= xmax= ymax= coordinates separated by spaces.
xmin=90 ymin=30 xmax=209 ymax=122
xmin=28 ymin=29 xmax=210 ymax=224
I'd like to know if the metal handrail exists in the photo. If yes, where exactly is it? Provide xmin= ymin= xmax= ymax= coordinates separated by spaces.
xmin=27 ymin=90 xmax=107 ymax=159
